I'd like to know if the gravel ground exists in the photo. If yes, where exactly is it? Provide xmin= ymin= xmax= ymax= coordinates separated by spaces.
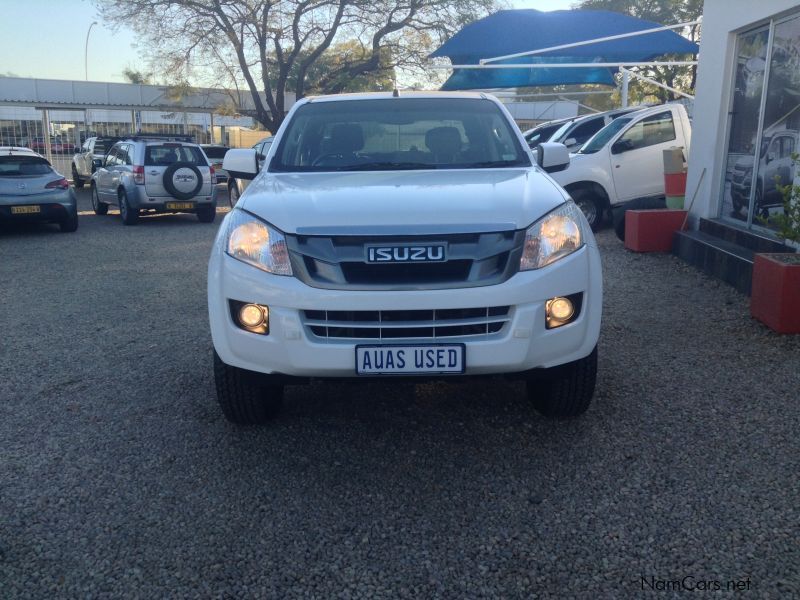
xmin=1 ymin=188 xmax=798 ymax=598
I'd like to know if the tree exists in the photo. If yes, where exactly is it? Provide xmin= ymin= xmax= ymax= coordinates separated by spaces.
xmin=98 ymin=0 xmax=495 ymax=133
xmin=576 ymin=0 xmax=702 ymax=103
xmin=122 ymin=68 xmax=151 ymax=84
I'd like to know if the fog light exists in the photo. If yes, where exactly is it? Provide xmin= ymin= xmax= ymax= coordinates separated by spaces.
xmin=231 ymin=301 xmax=269 ymax=334
xmin=546 ymin=296 xmax=574 ymax=329
xmin=239 ymin=303 xmax=265 ymax=328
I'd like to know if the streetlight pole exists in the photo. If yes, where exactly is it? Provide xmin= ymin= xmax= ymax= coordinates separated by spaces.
xmin=85 ymin=21 xmax=98 ymax=81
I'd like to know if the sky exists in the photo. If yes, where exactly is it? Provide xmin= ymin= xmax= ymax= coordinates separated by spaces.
xmin=0 ymin=0 xmax=575 ymax=83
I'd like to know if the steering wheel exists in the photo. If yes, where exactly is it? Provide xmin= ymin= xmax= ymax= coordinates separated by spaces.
xmin=312 ymin=153 xmax=346 ymax=167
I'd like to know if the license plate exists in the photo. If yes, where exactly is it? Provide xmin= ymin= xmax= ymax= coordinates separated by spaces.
xmin=11 ymin=205 xmax=41 ymax=214
xmin=166 ymin=202 xmax=194 ymax=210
xmin=356 ymin=344 xmax=465 ymax=376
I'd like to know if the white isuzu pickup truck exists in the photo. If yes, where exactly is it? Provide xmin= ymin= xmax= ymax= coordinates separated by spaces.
xmin=210 ymin=92 xmax=602 ymax=423
xmin=550 ymin=103 xmax=692 ymax=230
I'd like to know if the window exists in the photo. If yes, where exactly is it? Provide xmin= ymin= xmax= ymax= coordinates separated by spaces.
xmin=0 ymin=156 xmax=53 ymax=176
xmin=578 ymin=117 xmax=633 ymax=154
xmin=105 ymin=146 xmax=121 ymax=167
xmin=272 ymin=98 xmax=530 ymax=172
xmin=144 ymin=145 xmax=206 ymax=166
xmin=565 ymin=118 xmax=605 ymax=145
xmin=202 ymin=146 xmax=230 ymax=159
xmin=616 ymin=111 xmax=676 ymax=151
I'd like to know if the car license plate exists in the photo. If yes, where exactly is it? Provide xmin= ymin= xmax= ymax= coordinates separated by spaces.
xmin=11 ymin=205 xmax=41 ymax=214
xmin=166 ymin=202 xmax=194 ymax=210
xmin=355 ymin=344 xmax=465 ymax=376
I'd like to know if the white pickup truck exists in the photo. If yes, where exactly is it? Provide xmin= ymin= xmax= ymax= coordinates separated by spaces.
xmin=550 ymin=103 xmax=692 ymax=230
xmin=71 ymin=136 xmax=118 ymax=188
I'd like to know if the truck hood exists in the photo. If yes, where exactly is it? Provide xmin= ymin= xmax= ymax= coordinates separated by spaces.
xmin=239 ymin=169 xmax=566 ymax=234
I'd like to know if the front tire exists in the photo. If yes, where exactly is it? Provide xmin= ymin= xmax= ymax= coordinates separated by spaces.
xmin=118 ymin=189 xmax=139 ymax=226
xmin=527 ymin=346 xmax=597 ymax=418
xmin=197 ymin=203 xmax=216 ymax=223
xmin=228 ymin=182 xmax=240 ymax=208
xmin=213 ymin=351 xmax=283 ymax=424
xmin=91 ymin=184 xmax=108 ymax=215
xmin=71 ymin=165 xmax=84 ymax=189
xmin=572 ymin=189 xmax=604 ymax=232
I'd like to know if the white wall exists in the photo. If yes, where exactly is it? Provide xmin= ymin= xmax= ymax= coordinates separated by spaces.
xmin=687 ymin=0 xmax=800 ymax=223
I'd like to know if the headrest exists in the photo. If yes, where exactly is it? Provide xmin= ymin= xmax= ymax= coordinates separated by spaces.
xmin=425 ymin=126 xmax=462 ymax=157
xmin=330 ymin=124 xmax=364 ymax=153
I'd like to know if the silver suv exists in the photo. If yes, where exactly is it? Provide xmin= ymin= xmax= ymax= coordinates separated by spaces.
xmin=90 ymin=135 xmax=217 ymax=225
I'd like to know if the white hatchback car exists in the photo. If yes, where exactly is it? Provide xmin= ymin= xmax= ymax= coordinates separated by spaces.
xmin=210 ymin=92 xmax=602 ymax=423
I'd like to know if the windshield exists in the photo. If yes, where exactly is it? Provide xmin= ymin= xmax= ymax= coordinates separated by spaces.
xmin=578 ymin=117 xmax=633 ymax=154
xmin=526 ymin=122 xmax=565 ymax=146
xmin=0 ymin=156 xmax=53 ymax=176
xmin=202 ymin=146 xmax=230 ymax=159
xmin=271 ymin=98 xmax=530 ymax=172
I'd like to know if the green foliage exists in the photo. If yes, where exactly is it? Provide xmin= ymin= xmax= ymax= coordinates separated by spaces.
xmin=122 ymin=68 xmax=151 ymax=85
xmin=770 ymin=153 xmax=800 ymax=244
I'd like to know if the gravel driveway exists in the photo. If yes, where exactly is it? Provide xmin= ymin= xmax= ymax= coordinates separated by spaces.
xmin=1 ymin=189 xmax=798 ymax=598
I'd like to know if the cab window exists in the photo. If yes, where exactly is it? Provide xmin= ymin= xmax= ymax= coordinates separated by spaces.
xmin=617 ymin=111 xmax=676 ymax=151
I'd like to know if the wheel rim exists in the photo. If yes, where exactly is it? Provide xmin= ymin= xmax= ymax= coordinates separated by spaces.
xmin=92 ymin=188 xmax=98 ymax=211
xmin=119 ymin=193 xmax=127 ymax=219
xmin=229 ymin=186 xmax=238 ymax=208
xmin=576 ymin=197 xmax=597 ymax=226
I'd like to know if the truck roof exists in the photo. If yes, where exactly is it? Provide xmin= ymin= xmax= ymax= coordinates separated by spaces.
xmin=304 ymin=91 xmax=494 ymax=103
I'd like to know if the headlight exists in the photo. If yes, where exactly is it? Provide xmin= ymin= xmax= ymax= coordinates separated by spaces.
xmin=225 ymin=209 xmax=293 ymax=276
xmin=520 ymin=201 xmax=585 ymax=271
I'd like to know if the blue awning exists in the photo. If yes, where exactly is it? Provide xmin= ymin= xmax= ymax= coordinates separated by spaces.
xmin=430 ymin=9 xmax=699 ymax=90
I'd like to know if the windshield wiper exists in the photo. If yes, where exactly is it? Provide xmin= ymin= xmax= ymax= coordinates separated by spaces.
xmin=464 ymin=159 xmax=528 ymax=168
xmin=338 ymin=161 xmax=435 ymax=171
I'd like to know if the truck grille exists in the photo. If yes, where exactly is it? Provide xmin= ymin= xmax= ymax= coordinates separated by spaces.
xmin=303 ymin=306 xmax=511 ymax=340
xmin=285 ymin=230 xmax=525 ymax=290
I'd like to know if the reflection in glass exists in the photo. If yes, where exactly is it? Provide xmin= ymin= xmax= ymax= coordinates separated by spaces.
xmin=721 ymin=28 xmax=770 ymax=223
xmin=754 ymin=15 xmax=800 ymax=230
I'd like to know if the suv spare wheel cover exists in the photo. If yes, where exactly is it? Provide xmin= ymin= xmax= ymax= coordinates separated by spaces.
xmin=163 ymin=162 xmax=203 ymax=200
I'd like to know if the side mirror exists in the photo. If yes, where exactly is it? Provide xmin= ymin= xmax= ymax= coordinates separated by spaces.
xmin=93 ymin=158 xmax=102 ymax=168
xmin=766 ymin=152 xmax=775 ymax=164
xmin=223 ymin=148 xmax=259 ymax=181
xmin=563 ymin=137 xmax=577 ymax=149
xmin=612 ymin=139 xmax=634 ymax=154
xmin=536 ymin=142 xmax=570 ymax=174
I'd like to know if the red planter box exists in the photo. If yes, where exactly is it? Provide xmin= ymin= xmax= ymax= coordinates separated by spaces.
xmin=624 ymin=209 xmax=688 ymax=252
xmin=664 ymin=172 xmax=687 ymax=196
xmin=751 ymin=253 xmax=800 ymax=334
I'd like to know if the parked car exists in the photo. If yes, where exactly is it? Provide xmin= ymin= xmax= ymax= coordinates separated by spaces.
xmin=227 ymin=136 xmax=272 ymax=207
xmin=211 ymin=92 xmax=602 ymax=424
xmin=549 ymin=103 xmax=692 ymax=230
xmin=90 ymin=135 xmax=217 ymax=225
xmin=200 ymin=144 xmax=230 ymax=184
xmin=0 ymin=146 xmax=78 ymax=232
xmin=28 ymin=136 xmax=73 ymax=154
xmin=730 ymin=129 xmax=797 ymax=217
xmin=527 ymin=107 xmax=645 ymax=153
xmin=523 ymin=117 xmax=573 ymax=147
xmin=71 ymin=136 xmax=119 ymax=188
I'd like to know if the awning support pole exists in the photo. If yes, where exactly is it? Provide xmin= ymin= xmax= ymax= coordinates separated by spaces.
xmin=480 ymin=18 xmax=702 ymax=64
xmin=621 ymin=70 xmax=629 ymax=108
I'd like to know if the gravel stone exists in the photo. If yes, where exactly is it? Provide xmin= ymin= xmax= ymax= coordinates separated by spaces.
xmin=0 ymin=188 xmax=798 ymax=597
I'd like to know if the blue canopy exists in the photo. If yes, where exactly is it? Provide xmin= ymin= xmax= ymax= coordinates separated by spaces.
xmin=430 ymin=9 xmax=699 ymax=90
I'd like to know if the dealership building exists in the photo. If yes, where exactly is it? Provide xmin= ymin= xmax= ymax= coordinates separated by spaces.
xmin=677 ymin=0 xmax=800 ymax=291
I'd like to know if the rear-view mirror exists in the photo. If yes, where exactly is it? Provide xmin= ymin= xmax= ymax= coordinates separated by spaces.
xmin=223 ymin=149 xmax=259 ymax=180
xmin=612 ymin=139 xmax=634 ymax=154
xmin=536 ymin=142 xmax=570 ymax=174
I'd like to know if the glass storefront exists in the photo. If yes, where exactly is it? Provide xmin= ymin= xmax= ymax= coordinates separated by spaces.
xmin=719 ymin=11 xmax=800 ymax=235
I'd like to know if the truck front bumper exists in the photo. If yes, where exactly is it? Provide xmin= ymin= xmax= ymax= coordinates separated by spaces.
xmin=209 ymin=239 xmax=602 ymax=379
